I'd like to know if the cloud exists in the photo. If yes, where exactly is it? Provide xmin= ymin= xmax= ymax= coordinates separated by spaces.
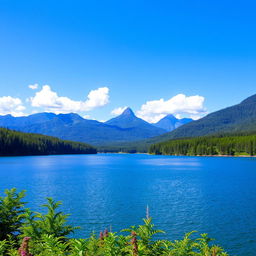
xmin=30 ymin=85 xmax=110 ymax=113
xmin=28 ymin=83 xmax=39 ymax=90
xmin=0 ymin=96 xmax=26 ymax=116
xmin=136 ymin=94 xmax=206 ymax=123
xmin=111 ymin=106 xmax=128 ymax=116
xmin=175 ymin=114 xmax=181 ymax=119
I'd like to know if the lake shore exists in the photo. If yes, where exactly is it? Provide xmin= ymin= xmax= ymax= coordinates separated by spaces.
xmin=99 ymin=152 xmax=256 ymax=157
xmin=149 ymin=154 xmax=256 ymax=157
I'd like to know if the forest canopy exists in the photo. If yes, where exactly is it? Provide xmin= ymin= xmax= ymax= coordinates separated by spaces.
xmin=0 ymin=128 xmax=97 ymax=156
xmin=149 ymin=134 xmax=256 ymax=156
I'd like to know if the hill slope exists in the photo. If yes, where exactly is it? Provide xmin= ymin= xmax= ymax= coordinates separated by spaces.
xmin=0 ymin=128 xmax=97 ymax=156
xmin=147 ymin=94 xmax=256 ymax=143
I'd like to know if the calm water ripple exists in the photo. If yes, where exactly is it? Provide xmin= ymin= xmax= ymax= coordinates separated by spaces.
xmin=0 ymin=153 xmax=255 ymax=255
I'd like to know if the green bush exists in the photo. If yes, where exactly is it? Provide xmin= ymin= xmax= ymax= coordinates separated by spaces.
xmin=0 ymin=188 xmax=228 ymax=256
xmin=0 ymin=188 xmax=26 ymax=241
xmin=21 ymin=198 xmax=77 ymax=240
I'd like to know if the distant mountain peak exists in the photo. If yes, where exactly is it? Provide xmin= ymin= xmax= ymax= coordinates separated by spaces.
xmin=151 ymin=93 xmax=256 ymax=142
xmin=153 ymin=114 xmax=193 ymax=132
xmin=105 ymin=107 xmax=166 ymax=136
xmin=122 ymin=107 xmax=135 ymax=117
xmin=57 ymin=112 xmax=83 ymax=119
xmin=30 ymin=112 xmax=56 ymax=118
xmin=163 ymin=114 xmax=177 ymax=120
xmin=240 ymin=94 xmax=256 ymax=105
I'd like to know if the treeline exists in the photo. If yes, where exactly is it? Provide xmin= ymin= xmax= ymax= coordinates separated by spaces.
xmin=0 ymin=188 xmax=228 ymax=256
xmin=98 ymin=143 xmax=148 ymax=153
xmin=149 ymin=134 xmax=256 ymax=156
xmin=0 ymin=128 xmax=97 ymax=156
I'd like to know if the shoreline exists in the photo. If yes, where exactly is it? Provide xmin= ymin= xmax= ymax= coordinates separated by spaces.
xmin=1 ymin=152 xmax=256 ymax=158
xmin=149 ymin=154 xmax=256 ymax=158
xmin=99 ymin=152 xmax=256 ymax=157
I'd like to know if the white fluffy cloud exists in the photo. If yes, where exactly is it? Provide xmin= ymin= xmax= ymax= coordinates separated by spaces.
xmin=28 ymin=83 xmax=39 ymax=90
xmin=0 ymin=96 xmax=26 ymax=116
xmin=136 ymin=94 xmax=206 ymax=123
xmin=30 ymin=85 xmax=110 ymax=113
xmin=111 ymin=106 xmax=128 ymax=116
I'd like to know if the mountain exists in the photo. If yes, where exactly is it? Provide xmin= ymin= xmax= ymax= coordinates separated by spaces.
xmin=153 ymin=114 xmax=193 ymax=131
xmin=146 ymin=93 xmax=256 ymax=143
xmin=0 ymin=110 xmax=166 ymax=146
xmin=0 ymin=127 xmax=97 ymax=156
xmin=105 ymin=107 xmax=166 ymax=135
xmin=104 ymin=94 xmax=256 ymax=153
xmin=106 ymin=108 xmax=142 ymax=128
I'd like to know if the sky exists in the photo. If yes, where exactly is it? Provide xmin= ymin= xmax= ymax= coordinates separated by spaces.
xmin=0 ymin=0 xmax=256 ymax=122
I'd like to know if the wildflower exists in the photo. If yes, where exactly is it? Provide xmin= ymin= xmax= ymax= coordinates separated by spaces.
xmin=104 ymin=228 xmax=109 ymax=238
xmin=131 ymin=231 xmax=138 ymax=256
xmin=99 ymin=231 xmax=104 ymax=240
xmin=18 ymin=237 xmax=33 ymax=256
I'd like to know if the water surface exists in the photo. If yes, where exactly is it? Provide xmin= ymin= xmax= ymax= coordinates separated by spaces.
xmin=0 ymin=154 xmax=255 ymax=255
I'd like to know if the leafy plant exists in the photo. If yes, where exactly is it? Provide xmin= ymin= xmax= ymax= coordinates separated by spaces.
xmin=0 ymin=188 xmax=26 ymax=241
xmin=0 ymin=188 xmax=229 ymax=256
xmin=21 ymin=198 xmax=77 ymax=240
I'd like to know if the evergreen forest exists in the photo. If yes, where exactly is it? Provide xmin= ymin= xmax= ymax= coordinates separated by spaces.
xmin=149 ymin=134 xmax=256 ymax=156
xmin=0 ymin=128 xmax=97 ymax=156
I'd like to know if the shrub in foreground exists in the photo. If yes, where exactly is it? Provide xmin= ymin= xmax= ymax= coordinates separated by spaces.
xmin=0 ymin=189 xmax=228 ymax=255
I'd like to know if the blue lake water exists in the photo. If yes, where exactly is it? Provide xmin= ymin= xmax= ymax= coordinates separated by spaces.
xmin=0 ymin=153 xmax=255 ymax=255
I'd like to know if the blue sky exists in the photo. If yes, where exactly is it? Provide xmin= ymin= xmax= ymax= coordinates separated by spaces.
xmin=0 ymin=0 xmax=256 ymax=122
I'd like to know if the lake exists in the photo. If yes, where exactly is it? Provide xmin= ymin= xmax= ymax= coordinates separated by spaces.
xmin=0 ymin=153 xmax=255 ymax=255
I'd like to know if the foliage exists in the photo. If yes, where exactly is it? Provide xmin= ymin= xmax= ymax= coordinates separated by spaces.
xmin=21 ymin=198 xmax=77 ymax=240
xmin=0 ymin=188 xmax=26 ymax=241
xmin=0 ymin=188 xmax=228 ymax=256
xmin=0 ymin=127 xmax=97 ymax=156
xmin=149 ymin=134 xmax=256 ymax=156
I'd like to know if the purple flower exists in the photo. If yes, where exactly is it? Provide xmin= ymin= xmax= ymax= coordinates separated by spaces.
xmin=18 ymin=237 xmax=32 ymax=256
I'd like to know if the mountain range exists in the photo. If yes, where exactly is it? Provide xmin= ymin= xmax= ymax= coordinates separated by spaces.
xmin=2 ymin=93 xmax=255 ymax=151
xmin=99 ymin=93 xmax=256 ymax=152
xmin=144 ymin=93 xmax=256 ymax=144
xmin=0 ymin=108 xmax=191 ymax=146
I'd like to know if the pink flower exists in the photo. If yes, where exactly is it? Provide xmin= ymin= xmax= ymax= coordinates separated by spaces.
xmin=18 ymin=237 xmax=32 ymax=256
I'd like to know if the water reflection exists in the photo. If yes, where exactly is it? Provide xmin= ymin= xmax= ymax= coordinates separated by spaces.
xmin=140 ymin=156 xmax=202 ymax=167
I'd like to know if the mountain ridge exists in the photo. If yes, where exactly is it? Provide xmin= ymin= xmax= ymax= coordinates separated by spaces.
xmin=105 ymin=108 xmax=167 ymax=136
xmin=153 ymin=114 xmax=193 ymax=131
xmin=0 ymin=110 xmax=168 ymax=146
xmin=0 ymin=107 xmax=200 ymax=147
xmin=143 ymin=93 xmax=256 ymax=144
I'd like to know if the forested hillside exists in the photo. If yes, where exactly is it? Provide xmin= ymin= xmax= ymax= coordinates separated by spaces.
xmin=149 ymin=134 xmax=256 ymax=156
xmin=0 ymin=128 xmax=97 ymax=156
xmin=147 ymin=94 xmax=256 ymax=143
